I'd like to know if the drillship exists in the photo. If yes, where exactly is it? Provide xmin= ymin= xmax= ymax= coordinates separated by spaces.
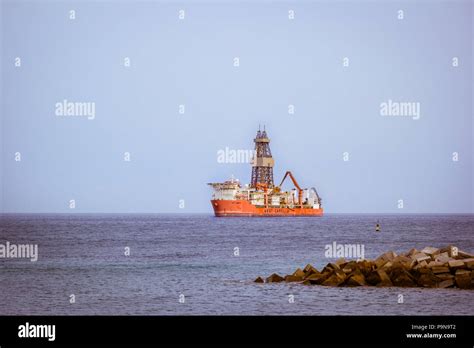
xmin=208 ymin=128 xmax=323 ymax=217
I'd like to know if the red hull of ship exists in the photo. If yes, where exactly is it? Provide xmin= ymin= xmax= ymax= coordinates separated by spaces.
xmin=211 ymin=199 xmax=323 ymax=217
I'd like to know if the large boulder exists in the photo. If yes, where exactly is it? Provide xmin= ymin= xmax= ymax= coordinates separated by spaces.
xmin=379 ymin=261 xmax=394 ymax=272
xmin=435 ymin=273 xmax=454 ymax=281
xmin=416 ymin=270 xmax=439 ymax=288
xmin=411 ymin=252 xmax=431 ymax=263
xmin=390 ymin=268 xmax=417 ymax=287
xmin=392 ymin=255 xmax=416 ymax=269
xmin=435 ymin=252 xmax=451 ymax=264
xmin=305 ymin=271 xmax=331 ymax=285
xmin=366 ymin=271 xmax=381 ymax=286
xmin=421 ymin=247 xmax=440 ymax=256
xmin=292 ymin=268 xmax=306 ymax=278
xmin=426 ymin=261 xmax=444 ymax=268
xmin=376 ymin=269 xmax=393 ymax=287
xmin=322 ymin=263 xmax=340 ymax=273
xmin=366 ymin=265 xmax=392 ymax=285
xmin=414 ymin=260 xmax=428 ymax=270
xmin=438 ymin=279 xmax=454 ymax=288
xmin=432 ymin=266 xmax=450 ymax=274
xmin=374 ymin=258 xmax=388 ymax=269
xmin=342 ymin=266 xmax=353 ymax=274
xmin=266 ymin=273 xmax=284 ymax=283
xmin=343 ymin=260 xmax=359 ymax=269
xmin=357 ymin=260 xmax=374 ymax=277
xmin=375 ymin=251 xmax=397 ymax=268
xmin=321 ymin=270 xmax=346 ymax=286
xmin=285 ymin=275 xmax=303 ymax=282
xmin=346 ymin=270 xmax=367 ymax=286
xmin=454 ymin=270 xmax=471 ymax=289
xmin=254 ymin=276 xmax=264 ymax=283
xmin=458 ymin=250 xmax=474 ymax=259
xmin=448 ymin=260 xmax=465 ymax=270
xmin=303 ymin=265 xmax=320 ymax=278
xmin=303 ymin=264 xmax=318 ymax=275
xmin=416 ymin=267 xmax=432 ymax=274
xmin=303 ymin=269 xmax=322 ymax=280
xmin=464 ymin=259 xmax=474 ymax=270
xmin=405 ymin=248 xmax=419 ymax=257
xmin=377 ymin=251 xmax=397 ymax=261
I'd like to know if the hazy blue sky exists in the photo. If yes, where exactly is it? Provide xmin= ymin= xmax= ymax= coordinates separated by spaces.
xmin=1 ymin=0 xmax=473 ymax=213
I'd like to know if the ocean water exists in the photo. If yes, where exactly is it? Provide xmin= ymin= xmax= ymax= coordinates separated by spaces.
xmin=0 ymin=214 xmax=473 ymax=315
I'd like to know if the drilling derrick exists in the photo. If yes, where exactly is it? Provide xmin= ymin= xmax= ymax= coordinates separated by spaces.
xmin=250 ymin=128 xmax=275 ymax=188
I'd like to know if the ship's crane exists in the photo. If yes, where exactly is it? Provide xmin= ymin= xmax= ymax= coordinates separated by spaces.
xmin=279 ymin=171 xmax=303 ymax=206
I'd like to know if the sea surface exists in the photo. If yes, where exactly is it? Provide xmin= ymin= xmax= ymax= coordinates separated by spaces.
xmin=0 ymin=214 xmax=473 ymax=315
